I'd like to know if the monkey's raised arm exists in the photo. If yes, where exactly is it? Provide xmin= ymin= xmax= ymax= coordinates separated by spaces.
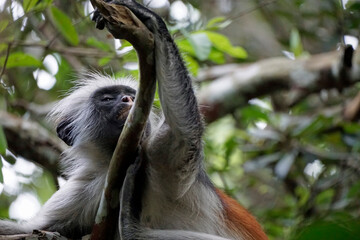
xmin=94 ymin=0 xmax=204 ymax=193
xmin=93 ymin=2 xmax=267 ymax=240
xmin=129 ymin=1 xmax=205 ymax=194
xmin=115 ymin=0 xmax=204 ymax=138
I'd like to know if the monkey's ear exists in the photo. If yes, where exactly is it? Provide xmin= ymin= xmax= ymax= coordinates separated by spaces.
xmin=57 ymin=120 xmax=74 ymax=146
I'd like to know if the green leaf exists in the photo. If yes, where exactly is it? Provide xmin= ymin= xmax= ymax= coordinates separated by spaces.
xmin=208 ymin=49 xmax=225 ymax=64
xmin=206 ymin=17 xmax=232 ymax=30
xmin=292 ymin=116 xmax=332 ymax=137
xmin=183 ymin=54 xmax=199 ymax=76
xmin=176 ymin=38 xmax=195 ymax=56
xmin=187 ymin=33 xmax=212 ymax=61
xmin=290 ymin=28 xmax=303 ymax=57
xmin=205 ymin=31 xmax=247 ymax=59
xmin=0 ymin=96 xmax=6 ymax=110
xmin=0 ymin=20 xmax=9 ymax=33
xmin=0 ymin=160 xmax=3 ymax=183
xmin=98 ymin=55 xmax=114 ymax=66
xmin=122 ymin=50 xmax=138 ymax=63
xmin=23 ymin=0 xmax=39 ymax=12
xmin=0 ymin=52 xmax=42 ymax=68
xmin=241 ymin=105 xmax=269 ymax=124
xmin=224 ymin=135 xmax=238 ymax=165
xmin=54 ymin=55 xmax=73 ymax=90
xmin=294 ymin=221 xmax=358 ymax=240
xmin=50 ymin=6 xmax=79 ymax=46
xmin=31 ymin=0 xmax=52 ymax=11
xmin=207 ymin=17 xmax=226 ymax=28
xmin=86 ymin=37 xmax=112 ymax=52
xmin=295 ymin=186 xmax=310 ymax=207
xmin=0 ymin=44 xmax=7 ymax=53
xmin=180 ymin=32 xmax=234 ymax=64
xmin=342 ymin=122 xmax=360 ymax=134
xmin=2 ymin=152 xmax=16 ymax=165
xmin=35 ymin=171 xmax=57 ymax=204
xmin=0 ymin=126 xmax=7 ymax=156
xmin=348 ymin=2 xmax=360 ymax=11
xmin=121 ymin=40 xmax=132 ymax=48
xmin=348 ymin=181 xmax=360 ymax=198
xmin=315 ymin=188 xmax=335 ymax=205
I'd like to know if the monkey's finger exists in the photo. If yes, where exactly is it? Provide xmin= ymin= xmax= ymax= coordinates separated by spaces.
xmin=95 ymin=16 xmax=106 ymax=30
xmin=92 ymin=8 xmax=100 ymax=22
xmin=92 ymin=10 xmax=106 ymax=30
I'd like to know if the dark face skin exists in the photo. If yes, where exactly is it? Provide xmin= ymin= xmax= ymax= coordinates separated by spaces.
xmin=90 ymin=85 xmax=136 ymax=153
xmin=91 ymin=85 xmax=136 ymax=121
xmin=56 ymin=85 xmax=136 ymax=150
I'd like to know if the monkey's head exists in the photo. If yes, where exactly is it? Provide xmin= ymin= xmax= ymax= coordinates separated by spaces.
xmin=49 ymin=72 xmax=150 ymax=155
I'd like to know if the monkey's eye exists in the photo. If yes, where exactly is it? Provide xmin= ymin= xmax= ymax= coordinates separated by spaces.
xmin=101 ymin=94 xmax=115 ymax=102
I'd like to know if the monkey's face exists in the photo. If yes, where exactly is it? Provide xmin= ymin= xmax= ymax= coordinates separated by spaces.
xmin=90 ymin=85 xmax=136 ymax=152
xmin=91 ymin=85 xmax=136 ymax=124
xmin=56 ymin=85 xmax=136 ymax=152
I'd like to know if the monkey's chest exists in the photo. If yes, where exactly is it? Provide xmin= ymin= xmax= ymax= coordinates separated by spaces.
xmin=139 ymin=181 xmax=226 ymax=236
xmin=141 ymin=199 xmax=213 ymax=232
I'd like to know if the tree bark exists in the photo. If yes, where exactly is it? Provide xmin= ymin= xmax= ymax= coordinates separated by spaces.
xmin=88 ymin=1 xmax=156 ymax=240
xmin=199 ymin=46 xmax=357 ymax=122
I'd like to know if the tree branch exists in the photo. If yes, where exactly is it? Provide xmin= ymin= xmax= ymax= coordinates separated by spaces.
xmin=0 ymin=111 xmax=66 ymax=177
xmin=0 ymin=44 xmax=11 ymax=80
xmin=3 ymin=47 xmax=360 ymax=182
xmin=89 ymin=1 xmax=156 ymax=239
xmin=199 ymin=46 xmax=358 ymax=123
xmin=0 ymin=230 xmax=69 ymax=240
xmin=7 ymin=41 xmax=127 ymax=58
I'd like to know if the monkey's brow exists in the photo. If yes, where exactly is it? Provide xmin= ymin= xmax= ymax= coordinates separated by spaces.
xmin=92 ymin=86 xmax=136 ymax=97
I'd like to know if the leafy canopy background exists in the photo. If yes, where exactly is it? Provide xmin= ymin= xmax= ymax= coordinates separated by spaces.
xmin=1 ymin=0 xmax=360 ymax=239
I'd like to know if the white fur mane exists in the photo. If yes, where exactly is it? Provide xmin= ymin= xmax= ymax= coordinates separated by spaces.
xmin=48 ymin=72 xmax=138 ymax=126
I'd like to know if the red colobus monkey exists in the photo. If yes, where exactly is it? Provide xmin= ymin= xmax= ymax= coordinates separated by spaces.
xmin=0 ymin=0 xmax=267 ymax=239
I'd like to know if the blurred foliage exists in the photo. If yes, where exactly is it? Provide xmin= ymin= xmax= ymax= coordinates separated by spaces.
xmin=0 ymin=0 xmax=360 ymax=239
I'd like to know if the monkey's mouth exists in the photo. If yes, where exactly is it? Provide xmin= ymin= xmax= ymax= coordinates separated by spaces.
xmin=117 ymin=105 xmax=132 ymax=120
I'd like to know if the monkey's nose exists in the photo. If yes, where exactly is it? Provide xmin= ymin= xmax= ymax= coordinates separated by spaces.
xmin=121 ymin=96 xmax=133 ymax=103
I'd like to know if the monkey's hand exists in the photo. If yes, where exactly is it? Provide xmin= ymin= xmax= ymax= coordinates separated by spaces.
xmin=91 ymin=0 xmax=154 ymax=51
xmin=92 ymin=0 xmax=167 ymax=36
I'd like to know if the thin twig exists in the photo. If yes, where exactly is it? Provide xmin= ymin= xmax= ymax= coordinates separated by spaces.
xmin=4 ymin=40 xmax=127 ymax=58
xmin=229 ymin=0 xmax=277 ymax=22
xmin=0 ymin=43 xmax=12 ymax=80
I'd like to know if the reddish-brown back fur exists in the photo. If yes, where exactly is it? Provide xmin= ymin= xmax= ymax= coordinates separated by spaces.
xmin=215 ymin=189 xmax=268 ymax=240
